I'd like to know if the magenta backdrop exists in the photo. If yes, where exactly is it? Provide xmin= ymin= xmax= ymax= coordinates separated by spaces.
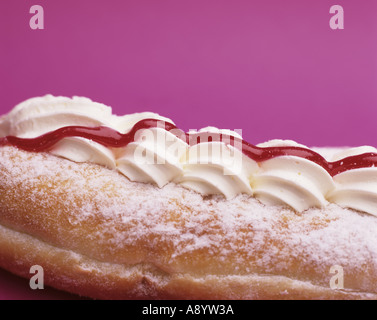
xmin=1 ymin=0 xmax=377 ymax=147
xmin=0 ymin=0 xmax=377 ymax=299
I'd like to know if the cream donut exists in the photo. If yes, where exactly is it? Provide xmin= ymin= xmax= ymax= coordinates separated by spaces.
xmin=1 ymin=95 xmax=377 ymax=299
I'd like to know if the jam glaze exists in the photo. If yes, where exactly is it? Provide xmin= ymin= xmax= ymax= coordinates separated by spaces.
xmin=0 ymin=118 xmax=376 ymax=177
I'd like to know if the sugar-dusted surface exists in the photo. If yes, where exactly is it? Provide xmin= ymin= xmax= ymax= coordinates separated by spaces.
xmin=1 ymin=146 xmax=377 ymax=296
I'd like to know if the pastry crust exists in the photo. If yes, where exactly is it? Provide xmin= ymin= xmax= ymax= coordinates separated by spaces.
xmin=1 ymin=146 xmax=377 ymax=300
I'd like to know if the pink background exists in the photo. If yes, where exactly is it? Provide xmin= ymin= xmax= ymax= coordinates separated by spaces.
xmin=0 ymin=0 xmax=377 ymax=299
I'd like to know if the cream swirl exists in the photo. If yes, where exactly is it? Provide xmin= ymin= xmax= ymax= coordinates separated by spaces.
xmin=252 ymin=140 xmax=335 ymax=211
xmin=179 ymin=142 xmax=258 ymax=199
xmin=2 ymin=95 xmax=113 ymax=138
xmin=50 ymin=137 xmax=117 ymax=169
xmin=1 ymin=95 xmax=173 ymax=137
xmin=327 ymin=147 xmax=377 ymax=216
xmin=0 ymin=95 xmax=118 ymax=168
xmin=117 ymin=127 xmax=187 ymax=188
xmin=178 ymin=127 xmax=257 ymax=198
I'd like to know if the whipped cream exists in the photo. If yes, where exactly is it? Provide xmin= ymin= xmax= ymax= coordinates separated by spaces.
xmin=328 ymin=147 xmax=377 ymax=216
xmin=179 ymin=142 xmax=258 ymax=198
xmin=252 ymin=140 xmax=335 ymax=211
xmin=2 ymin=95 xmax=113 ymax=138
xmin=117 ymin=127 xmax=187 ymax=188
xmin=1 ymin=95 xmax=377 ymax=216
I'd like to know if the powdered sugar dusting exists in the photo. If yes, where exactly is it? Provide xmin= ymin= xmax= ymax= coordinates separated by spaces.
xmin=1 ymin=146 xmax=377 ymax=294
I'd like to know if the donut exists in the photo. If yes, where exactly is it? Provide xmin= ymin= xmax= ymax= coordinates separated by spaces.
xmin=1 ymin=95 xmax=377 ymax=300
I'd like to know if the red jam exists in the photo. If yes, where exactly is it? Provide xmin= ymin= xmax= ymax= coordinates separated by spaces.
xmin=0 ymin=118 xmax=376 ymax=176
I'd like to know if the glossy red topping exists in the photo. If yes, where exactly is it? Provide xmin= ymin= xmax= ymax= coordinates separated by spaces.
xmin=0 ymin=119 xmax=376 ymax=176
